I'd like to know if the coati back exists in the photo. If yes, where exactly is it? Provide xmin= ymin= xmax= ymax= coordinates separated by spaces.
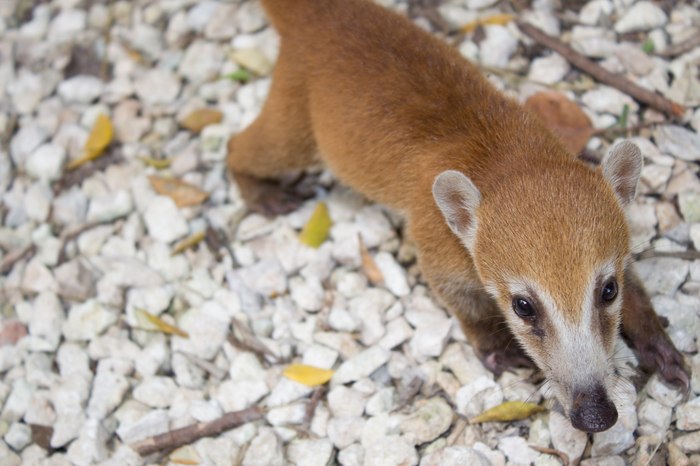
xmin=228 ymin=0 xmax=689 ymax=432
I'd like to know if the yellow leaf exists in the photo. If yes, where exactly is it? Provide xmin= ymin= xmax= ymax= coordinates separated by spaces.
xmin=148 ymin=175 xmax=209 ymax=208
xmin=359 ymin=234 xmax=384 ymax=285
xmin=283 ymin=364 xmax=334 ymax=387
xmin=180 ymin=108 xmax=223 ymax=133
xmin=171 ymin=230 xmax=206 ymax=256
xmin=462 ymin=14 xmax=515 ymax=33
xmin=134 ymin=308 xmax=189 ymax=338
xmin=67 ymin=114 xmax=113 ymax=170
xmin=169 ymin=446 xmax=201 ymax=465
xmin=139 ymin=156 xmax=171 ymax=169
xmin=469 ymin=401 xmax=545 ymax=424
xmin=299 ymin=202 xmax=332 ymax=248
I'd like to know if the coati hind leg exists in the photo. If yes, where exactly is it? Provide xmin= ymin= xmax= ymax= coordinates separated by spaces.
xmin=227 ymin=45 xmax=319 ymax=217
xmin=620 ymin=268 xmax=690 ymax=392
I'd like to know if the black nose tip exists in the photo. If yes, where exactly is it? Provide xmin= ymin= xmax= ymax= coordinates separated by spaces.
xmin=569 ymin=384 xmax=618 ymax=433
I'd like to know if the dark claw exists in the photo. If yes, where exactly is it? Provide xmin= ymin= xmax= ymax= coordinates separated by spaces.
xmin=638 ymin=336 xmax=690 ymax=396
xmin=251 ymin=185 xmax=309 ymax=218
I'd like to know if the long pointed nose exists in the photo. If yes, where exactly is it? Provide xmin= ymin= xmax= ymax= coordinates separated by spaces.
xmin=569 ymin=383 xmax=618 ymax=433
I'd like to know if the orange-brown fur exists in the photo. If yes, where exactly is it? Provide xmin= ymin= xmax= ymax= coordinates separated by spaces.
xmin=228 ymin=0 xmax=688 ymax=430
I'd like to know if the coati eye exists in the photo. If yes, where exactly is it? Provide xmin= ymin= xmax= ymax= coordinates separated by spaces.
xmin=512 ymin=297 xmax=536 ymax=319
xmin=601 ymin=279 xmax=618 ymax=303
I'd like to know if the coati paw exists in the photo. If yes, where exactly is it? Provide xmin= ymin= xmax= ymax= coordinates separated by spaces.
xmin=637 ymin=336 xmax=690 ymax=395
xmin=252 ymin=185 xmax=308 ymax=218
xmin=478 ymin=348 xmax=535 ymax=376
xmin=233 ymin=171 xmax=314 ymax=218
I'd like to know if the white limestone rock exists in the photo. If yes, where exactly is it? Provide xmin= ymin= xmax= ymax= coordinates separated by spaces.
xmin=333 ymin=346 xmax=390 ymax=385
xmin=143 ymin=196 xmax=189 ymax=243
xmin=614 ymin=2 xmax=667 ymax=34
xmin=62 ymin=300 xmax=117 ymax=341
xmin=57 ymin=75 xmax=104 ymax=104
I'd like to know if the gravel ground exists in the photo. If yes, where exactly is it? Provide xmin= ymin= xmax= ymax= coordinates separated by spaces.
xmin=1 ymin=0 xmax=700 ymax=465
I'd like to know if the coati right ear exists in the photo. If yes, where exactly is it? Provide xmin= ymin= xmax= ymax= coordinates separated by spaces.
xmin=601 ymin=140 xmax=643 ymax=207
xmin=433 ymin=170 xmax=481 ymax=251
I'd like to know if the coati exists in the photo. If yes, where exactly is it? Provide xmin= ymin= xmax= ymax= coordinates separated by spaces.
xmin=227 ymin=0 xmax=689 ymax=432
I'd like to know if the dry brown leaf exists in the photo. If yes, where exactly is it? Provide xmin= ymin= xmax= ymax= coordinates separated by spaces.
xmin=148 ymin=175 xmax=209 ymax=208
xmin=171 ymin=230 xmax=206 ymax=256
xmin=299 ymin=202 xmax=332 ymax=248
xmin=462 ymin=14 xmax=515 ymax=33
xmin=469 ymin=401 xmax=546 ymax=424
xmin=283 ymin=364 xmax=335 ymax=387
xmin=134 ymin=308 xmax=189 ymax=338
xmin=524 ymin=91 xmax=594 ymax=156
xmin=180 ymin=108 xmax=223 ymax=133
xmin=359 ymin=234 xmax=384 ymax=285
xmin=67 ymin=113 xmax=113 ymax=170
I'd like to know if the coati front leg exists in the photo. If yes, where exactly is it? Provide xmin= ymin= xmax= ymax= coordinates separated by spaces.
xmin=620 ymin=268 xmax=690 ymax=392
xmin=431 ymin=276 xmax=534 ymax=376
xmin=227 ymin=45 xmax=319 ymax=217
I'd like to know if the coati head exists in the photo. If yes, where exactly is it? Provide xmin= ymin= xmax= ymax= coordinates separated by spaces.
xmin=433 ymin=140 xmax=643 ymax=433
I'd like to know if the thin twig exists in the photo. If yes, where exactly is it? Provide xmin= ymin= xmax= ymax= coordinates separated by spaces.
xmin=229 ymin=318 xmax=282 ymax=364
xmin=516 ymin=21 xmax=686 ymax=118
xmin=174 ymin=351 xmax=227 ymax=381
xmin=657 ymin=33 xmax=700 ymax=58
xmin=529 ymin=445 xmax=570 ymax=466
xmin=591 ymin=120 xmax=660 ymax=138
xmin=299 ymin=386 xmax=326 ymax=437
xmin=446 ymin=418 xmax=467 ymax=446
xmin=392 ymin=376 xmax=424 ymax=412
xmin=0 ymin=243 xmax=36 ymax=274
xmin=131 ymin=406 xmax=265 ymax=457
xmin=57 ymin=214 xmax=128 ymax=264
xmin=635 ymin=249 xmax=700 ymax=261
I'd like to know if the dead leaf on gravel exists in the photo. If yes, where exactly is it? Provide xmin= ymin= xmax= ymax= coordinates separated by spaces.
xmin=171 ymin=230 xmax=206 ymax=256
xmin=139 ymin=156 xmax=171 ymax=169
xmin=180 ymin=108 xmax=223 ymax=133
xmin=67 ymin=113 xmax=114 ymax=170
xmin=359 ymin=234 xmax=384 ymax=285
xmin=469 ymin=401 xmax=545 ymax=424
xmin=283 ymin=364 xmax=335 ymax=387
xmin=524 ymin=91 xmax=594 ymax=156
xmin=134 ymin=308 xmax=189 ymax=338
xmin=299 ymin=202 xmax=332 ymax=248
xmin=148 ymin=175 xmax=209 ymax=208
xmin=462 ymin=14 xmax=515 ymax=33
xmin=170 ymin=445 xmax=201 ymax=465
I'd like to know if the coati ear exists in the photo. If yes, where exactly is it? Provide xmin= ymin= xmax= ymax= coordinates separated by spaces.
xmin=601 ymin=140 xmax=643 ymax=207
xmin=433 ymin=170 xmax=481 ymax=250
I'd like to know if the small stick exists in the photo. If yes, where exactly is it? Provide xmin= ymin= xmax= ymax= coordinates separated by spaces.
xmin=591 ymin=120 xmax=660 ymax=138
xmin=446 ymin=418 xmax=467 ymax=446
xmin=57 ymin=214 xmax=128 ymax=264
xmin=635 ymin=250 xmax=700 ymax=261
xmin=516 ymin=21 xmax=686 ymax=118
xmin=0 ymin=243 xmax=36 ymax=274
xmin=529 ymin=445 xmax=570 ymax=466
xmin=228 ymin=318 xmax=281 ymax=364
xmin=393 ymin=376 xmax=424 ymax=412
xmin=174 ymin=351 xmax=227 ymax=381
xmin=300 ymin=386 xmax=327 ymax=437
xmin=657 ymin=33 xmax=700 ymax=58
xmin=131 ymin=406 xmax=264 ymax=457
